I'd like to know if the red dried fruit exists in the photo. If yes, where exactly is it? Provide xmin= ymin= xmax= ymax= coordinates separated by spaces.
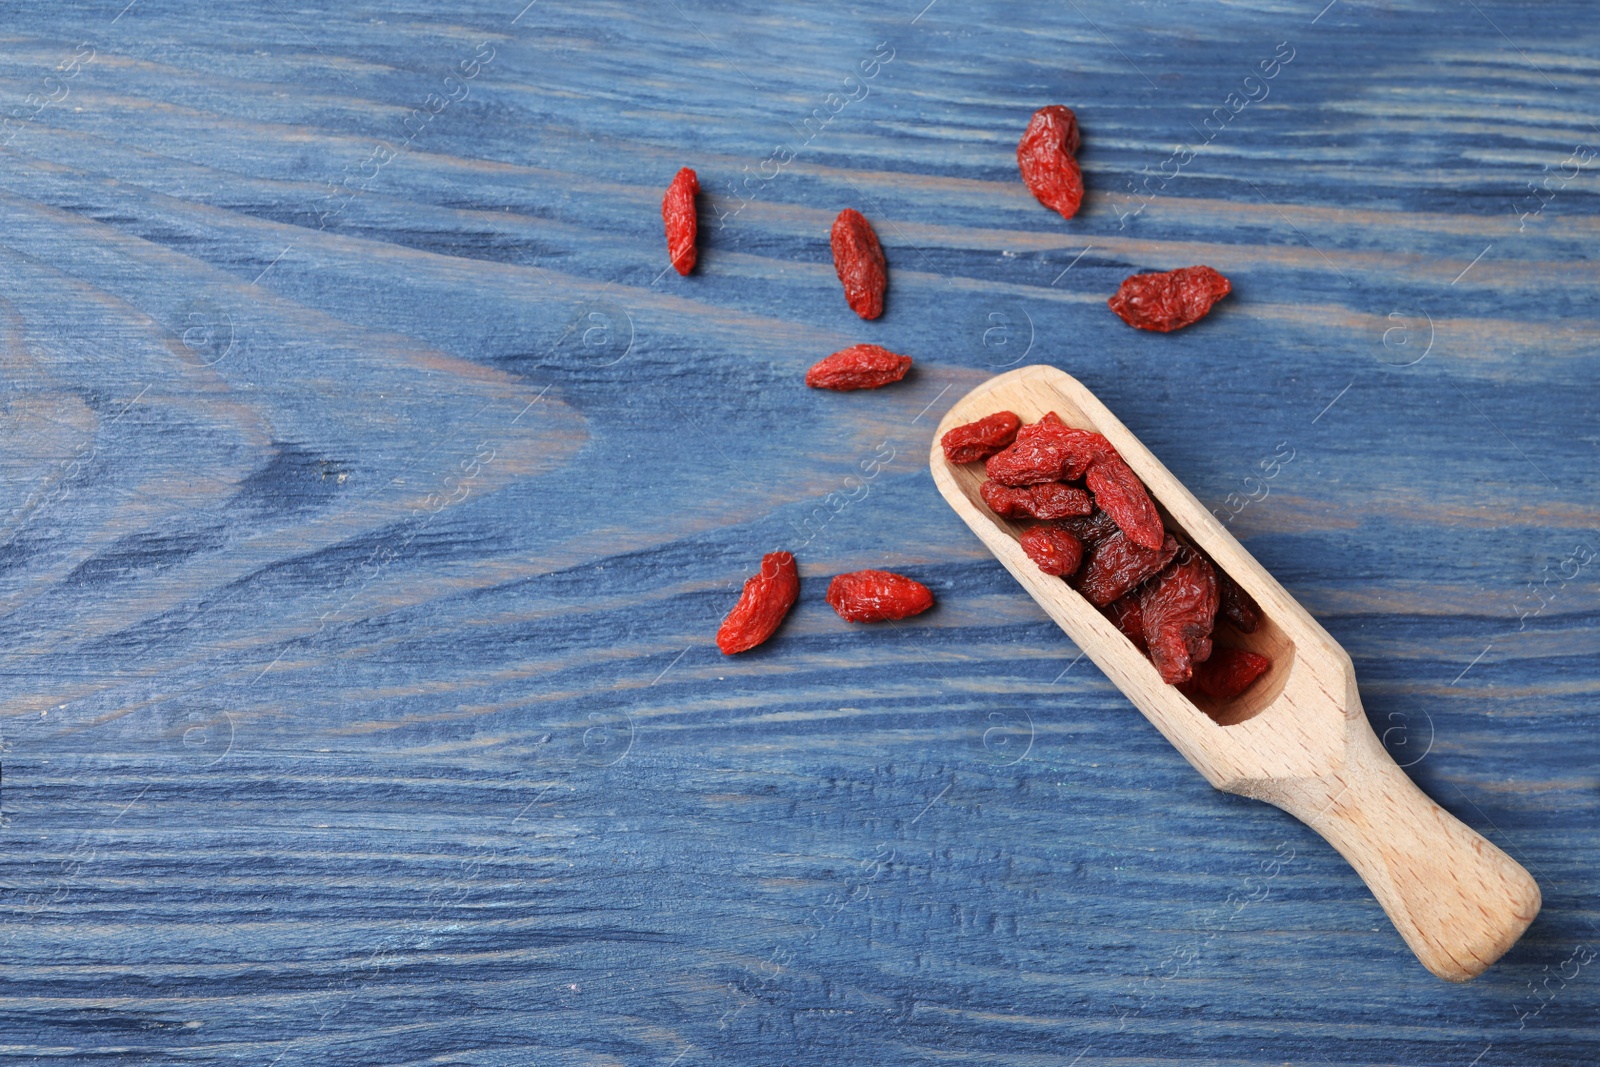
xmin=716 ymin=551 xmax=799 ymax=655
xmin=1017 ymin=105 xmax=1084 ymax=220
xmin=1140 ymin=552 xmax=1221 ymax=685
xmin=826 ymin=570 xmax=934 ymax=623
xmin=1216 ymin=567 xmax=1262 ymax=633
xmin=830 ymin=208 xmax=887 ymax=320
xmin=1055 ymin=508 xmax=1122 ymax=548
xmin=1075 ymin=531 xmax=1179 ymax=607
xmin=1035 ymin=411 xmax=1107 ymax=444
xmin=985 ymin=413 xmax=1113 ymax=486
xmin=1085 ymin=454 xmax=1164 ymax=551
xmin=979 ymin=480 xmax=1093 ymax=521
xmin=805 ymin=344 xmax=911 ymax=391
xmin=1180 ymin=646 xmax=1271 ymax=702
xmin=1103 ymin=593 xmax=1147 ymax=653
xmin=1108 ymin=266 xmax=1232 ymax=332
xmin=968 ymin=407 xmax=1260 ymax=694
xmin=662 ymin=167 xmax=700 ymax=275
xmin=1018 ymin=525 xmax=1083 ymax=577
xmin=942 ymin=411 xmax=1021 ymax=465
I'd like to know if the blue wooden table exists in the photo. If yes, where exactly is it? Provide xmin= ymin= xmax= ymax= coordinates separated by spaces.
xmin=2 ymin=1 xmax=1596 ymax=1063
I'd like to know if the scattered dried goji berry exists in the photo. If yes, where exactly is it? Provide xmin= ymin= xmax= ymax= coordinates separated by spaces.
xmin=662 ymin=167 xmax=700 ymax=276
xmin=1085 ymin=454 xmax=1165 ymax=551
xmin=1017 ymin=105 xmax=1083 ymax=220
xmin=827 ymin=569 xmax=934 ymax=622
xmin=942 ymin=411 xmax=1022 ymax=464
xmin=1075 ymin=531 xmax=1178 ymax=606
xmin=1108 ymin=265 xmax=1232 ymax=332
xmin=830 ymin=208 xmax=887 ymax=319
xmin=1019 ymin=525 xmax=1084 ymax=577
xmin=1140 ymin=552 xmax=1221 ymax=685
xmin=986 ymin=413 xmax=1112 ymax=486
xmin=1179 ymin=646 xmax=1271 ymax=702
xmin=980 ymin=480 xmax=1093 ymax=521
xmin=1103 ymin=593 xmax=1147 ymax=653
xmin=1216 ymin=567 xmax=1262 ymax=633
xmin=716 ymin=551 xmax=799 ymax=655
xmin=805 ymin=344 xmax=912 ymax=391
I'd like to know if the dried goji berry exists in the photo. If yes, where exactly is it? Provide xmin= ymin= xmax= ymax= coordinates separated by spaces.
xmin=1108 ymin=265 xmax=1232 ymax=332
xmin=1179 ymin=646 xmax=1271 ymax=702
xmin=1085 ymin=454 xmax=1164 ymax=551
xmin=1055 ymin=508 xmax=1122 ymax=548
xmin=980 ymin=480 xmax=1093 ymax=521
xmin=1019 ymin=525 xmax=1084 ymax=577
xmin=1216 ymin=567 xmax=1262 ymax=633
xmin=716 ymin=551 xmax=799 ymax=655
xmin=942 ymin=411 xmax=1021 ymax=465
xmin=805 ymin=344 xmax=912 ymax=391
xmin=1140 ymin=552 xmax=1220 ymax=685
xmin=1075 ymin=531 xmax=1178 ymax=607
xmin=830 ymin=208 xmax=887 ymax=320
xmin=1036 ymin=411 xmax=1104 ymax=442
xmin=1017 ymin=105 xmax=1083 ymax=220
xmin=1103 ymin=593 xmax=1147 ymax=653
xmin=985 ymin=413 xmax=1112 ymax=486
xmin=662 ymin=167 xmax=700 ymax=276
xmin=826 ymin=569 xmax=934 ymax=623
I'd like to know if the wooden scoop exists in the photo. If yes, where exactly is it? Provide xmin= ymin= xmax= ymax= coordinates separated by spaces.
xmin=930 ymin=364 xmax=1540 ymax=981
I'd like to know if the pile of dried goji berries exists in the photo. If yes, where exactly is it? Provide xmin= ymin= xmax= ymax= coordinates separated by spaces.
xmin=678 ymin=101 xmax=1247 ymax=663
xmin=942 ymin=410 xmax=1271 ymax=704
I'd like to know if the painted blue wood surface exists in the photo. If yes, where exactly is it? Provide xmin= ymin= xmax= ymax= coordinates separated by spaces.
xmin=1 ymin=1 xmax=1596 ymax=1063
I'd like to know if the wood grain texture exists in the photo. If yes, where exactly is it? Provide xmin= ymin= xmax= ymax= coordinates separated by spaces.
xmin=0 ymin=0 xmax=1596 ymax=1064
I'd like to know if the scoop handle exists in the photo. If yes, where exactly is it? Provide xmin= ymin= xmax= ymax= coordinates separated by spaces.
xmin=1272 ymin=723 xmax=1540 ymax=981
